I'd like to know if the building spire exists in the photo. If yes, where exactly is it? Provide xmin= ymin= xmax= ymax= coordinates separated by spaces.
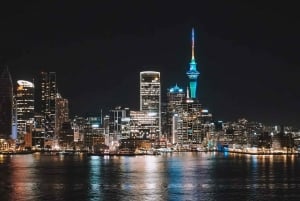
xmin=186 ymin=28 xmax=200 ymax=99
xmin=192 ymin=27 xmax=195 ymax=60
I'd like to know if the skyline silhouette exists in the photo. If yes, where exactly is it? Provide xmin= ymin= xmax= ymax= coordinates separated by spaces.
xmin=1 ymin=1 xmax=300 ymax=126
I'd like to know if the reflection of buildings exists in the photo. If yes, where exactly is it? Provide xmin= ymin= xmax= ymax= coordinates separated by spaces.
xmin=15 ymin=80 xmax=35 ymax=137
xmin=0 ymin=67 xmax=13 ymax=139
xmin=140 ymin=71 xmax=161 ymax=139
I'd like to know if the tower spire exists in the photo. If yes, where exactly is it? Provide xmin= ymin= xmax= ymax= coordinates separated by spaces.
xmin=186 ymin=28 xmax=200 ymax=99
xmin=192 ymin=27 xmax=195 ymax=60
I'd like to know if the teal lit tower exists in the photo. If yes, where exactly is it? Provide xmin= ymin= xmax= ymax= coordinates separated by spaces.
xmin=186 ymin=28 xmax=200 ymax=99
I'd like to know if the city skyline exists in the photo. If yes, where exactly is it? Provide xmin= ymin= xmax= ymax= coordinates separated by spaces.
xmin=1 ymin=1 xmax=300 ymax=127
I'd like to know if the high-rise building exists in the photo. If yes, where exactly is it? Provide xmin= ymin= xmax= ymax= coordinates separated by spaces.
xmin=166 ymin=84 xmax=185 ymax=142
xmin=16 ymin=80 xmax=35 ymax=137
xmin=32 ymin=114 xmax=46 ymax=149
xmin=55 ymin=93 xmax=69 ymax=138
xmin=12 ymin=95 xmax=17 ymax=140
xmin=186 ymin=28 xmax=200 ymax=99
xmin=38 ymin=72 xmax=57 ymax=138
xmin=109 ymin=107 xmax=130 ymax=141
xmin=140 ymin=71 xmax=161 ymax=139
xmin=130 ymin=110 xmax=158 ymax=139
xmin=0 ymin=67 xmax=13 ymax=139
xmin=175 ymin=99 xmax=203 ymax=144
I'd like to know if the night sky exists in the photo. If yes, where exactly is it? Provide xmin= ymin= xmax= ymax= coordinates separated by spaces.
xmin=1 ymin=1 xmax=300 ymax=127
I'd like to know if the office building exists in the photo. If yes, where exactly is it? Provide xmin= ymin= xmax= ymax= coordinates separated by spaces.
xmin=175 ymin=99 xmax=203 ymax=144
xmin=15 ymin=80 xmax=35 ymax=137
xmin=38 ymin=72 xmax=57 ymax=139
xmin=130 ymin=110 xmax=158 ymax=139
xmin=166 ymin=84 xmax=185 ymax=142
xmin=108 ymin=107 xmax=130 ymax=140
xmin=140 ymin=71 xmax=161 ymax=139
xmin=55 ymin=93 xmax=69 ymax=138
xmin=32 ymin=114 xmax=46 ymax=149
xmin=0 ymin=67 xmax=13 ymax=139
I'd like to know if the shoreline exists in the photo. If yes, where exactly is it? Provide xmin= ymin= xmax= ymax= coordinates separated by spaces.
xmin=1 ymin=149 xmax=299 ymax=156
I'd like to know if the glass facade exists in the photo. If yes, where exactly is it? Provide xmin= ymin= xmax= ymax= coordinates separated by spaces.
xmin=140 ymin=71 xmax=161 ymax=139
xmin=40 ymin=72 xmax=57 ymax=139
xmin=0 ymin=67 xmax=13 ymax=139
xmin=16 ymin=80 xmax=35 ymax=136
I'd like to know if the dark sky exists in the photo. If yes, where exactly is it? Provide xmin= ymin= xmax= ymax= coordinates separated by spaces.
xmin=1 ymin=1 xmax=300 ymax=127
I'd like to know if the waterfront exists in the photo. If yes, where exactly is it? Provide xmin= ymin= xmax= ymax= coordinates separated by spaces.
xmin=1 ymin=152 xmax=300 ymax=201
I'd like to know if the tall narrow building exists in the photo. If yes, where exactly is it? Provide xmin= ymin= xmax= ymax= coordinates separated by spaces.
xmin=140 ymin=71 xmax=161 ymax=140
xmin=55 ymin=93 xmax=69 ymax=139
xmin=16 ymin=80 xmax=35 ymax=137
xmin=166 ymin=84 xmax=185 ymax=142
xmin=0 ymin=67 xmax=13 ymax=139
xmin=186 ymin=28 xmax=200 ymax=99
xmin=38 ymin=72 xmax=57 ymax=138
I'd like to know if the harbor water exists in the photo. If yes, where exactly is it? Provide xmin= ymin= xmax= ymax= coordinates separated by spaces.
xmin=1 ymin=152 xmax=300 ymax=201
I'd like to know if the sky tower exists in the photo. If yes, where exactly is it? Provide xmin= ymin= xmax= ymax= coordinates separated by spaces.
xmin=186 ymin=28 xmax=200 ymax=99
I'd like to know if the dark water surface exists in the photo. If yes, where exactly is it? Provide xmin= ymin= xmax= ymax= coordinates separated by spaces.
xmin=1 ymin=152 xmax=300 ymax=201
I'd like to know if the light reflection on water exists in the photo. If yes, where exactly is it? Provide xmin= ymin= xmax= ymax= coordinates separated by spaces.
xmin=0 ymin=152 xmax=300 ymax=201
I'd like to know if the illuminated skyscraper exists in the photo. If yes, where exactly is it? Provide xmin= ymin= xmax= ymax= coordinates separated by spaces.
xmin=55 ymin=93 xmax=69 ymax=138
xmin=166 ymin=84 xmax=185 ymax=142
xmin=109 ymin=106 xmax=130 ymax=140
xmin=16 ymin=80 xmax=35 ymax=136
xmin=39 ymin=72 xmax=57 ymax=138
xmin=140 ymin=71 xmax=161 ymax=139
xmin=186 ymin=28 xmax=200 ymax=99
xmin=0 ymin=67 xmax=13 ymax=139
xmin=167 ymin=84 xmax=185 ymax=110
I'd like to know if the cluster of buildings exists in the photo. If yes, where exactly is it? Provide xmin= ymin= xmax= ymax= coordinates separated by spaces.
xmin=1 ymin=29 xmax=300 ymax=153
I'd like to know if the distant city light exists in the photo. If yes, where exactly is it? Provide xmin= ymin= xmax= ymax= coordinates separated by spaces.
xmin=92 ymin=124 xmax=99 ymax=128
xmin=147 ymin=112 xmax=157 ymax=117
